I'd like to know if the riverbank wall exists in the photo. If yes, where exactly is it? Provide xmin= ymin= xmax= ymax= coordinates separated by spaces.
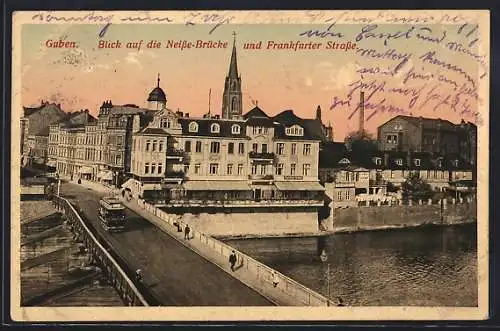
xmin=328 ymin=200 xmax=477 ymax=233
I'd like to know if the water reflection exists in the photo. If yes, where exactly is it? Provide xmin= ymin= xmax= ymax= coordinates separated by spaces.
xmin=226 ymin=224 xmax=477 ymax=306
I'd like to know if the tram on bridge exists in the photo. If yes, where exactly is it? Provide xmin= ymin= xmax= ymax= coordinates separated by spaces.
xmin=98 ymin=197 xmax=126 ymax=232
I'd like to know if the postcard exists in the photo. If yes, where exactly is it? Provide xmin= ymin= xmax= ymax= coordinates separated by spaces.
xmin=11 ymin=10 xmax=489 ymax=321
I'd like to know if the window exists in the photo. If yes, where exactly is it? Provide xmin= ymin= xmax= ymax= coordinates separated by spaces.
xmin=374 ymin=157 xmax=382 ymax=165
xmin=337 ymin=191 xmax=343 ymax=201
xmin=144 ymin=163 xmax=150 ymax=174
xmin=277 ymin=143 xmax=285 ymax=155
xmin=238 ymin=164 xmax=244 ymax=175
xmin=303 ymin=164 xmax=311 ymax=176
xmin=146 ymin=140 xmax=151 ymax=151
xmin=437 ymin=159 xmax=443 ymax=168
xmin=210 ymin=142 xmax=220 ymax=153
xmin=290 ymin=163 xmax=296 ymax=176
xmin=227 ymin=164 xmax=233 ymax=175
xmin=228 ymin=142 xmax=234 ymax=154
xmin=252 ymin=143 xmax=258 ymax=153
xmin=189 ymin=121 xmax=198 ymax=132
xmin=195 ymin=141 xmax=202 ymax=153
xmin=160 ymin=118 xmax=168 ymax=128
xmin=151 ymin=163 xmax=156 ymax=174
xmin=260 ymin=164 xmax=267 ymax=175
xmin=303 ymin=144 xmax=311 ymax=156
xmin=346 ymin=190 xmax=351 ymax=200
xmin=386 ymin=134 xmax=398 ymax=144
xmin=238 ymin=143 xmax=245 ymax=154
xmin=152 ymin=141 xmax=157 ymax=152
xmin=414 ymin=159 xmax=421 ymax=166
xmin=209 ymin=163 xmax=219 ymax=175
xmin=285 ymin=125 xmax=304 ymax=136
xmin=115 ymin=155 xmax=121 ymax=165
xmin=194 ymin=164 xmax=201 ymax=174
xmin=159 ymin=141 xmax=163 ymax=152
xmin=251 ymin=164 xmax=258 ymax=175
xmin=276 ymin=163 xmax=284 ymax=175
xmin=210 ymin=123 xmax=220 ymax=133
xmin=395 ymin=159 xmax=403 ymax=166
xmin=185 ymin=141 xmax=191 ymax=152
xmin=291 ymin=143 xmax=297 ymax=155
xmin=262 ymin=144 xmax=268 ymax=153
xmin=231 ymin=124 xmax=241 ymax=134
xmin=183 ymin=164 xmax=190 ymax=174
xmin=158 ymin=163 xmax=163 ymax=174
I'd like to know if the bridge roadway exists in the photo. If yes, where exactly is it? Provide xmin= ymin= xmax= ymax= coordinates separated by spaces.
xmin=60 ymin=182 xmax=272 ymax=306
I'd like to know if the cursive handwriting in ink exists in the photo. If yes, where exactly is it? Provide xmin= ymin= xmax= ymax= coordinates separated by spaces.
xmin=184 ymin=12 xmax=235 ymax=34
xmin=299 ymin=22 xmax=344 ymax=38
xmin=356 ymin=47 xmax=412 ymax=63
xmin=419 ymin=51 xmax=476 ymax=88
xmin=355 ymin=24 xmax=415 ymax=46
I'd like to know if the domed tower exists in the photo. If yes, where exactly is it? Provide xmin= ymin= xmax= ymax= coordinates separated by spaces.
xmin=147 ymin=74 xmax=167 ymax=110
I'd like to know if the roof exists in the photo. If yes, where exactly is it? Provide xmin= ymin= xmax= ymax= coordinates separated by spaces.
xmin=178 ymin=118 xmax=247 ymax=138
xmin=302 ymin=119 xmax=330 ymax=142
xmin=109 ymin=106 xmax=151 ymax=115
xmin=139 ymin=127 xmax=170 ymax=135
xmin=273 ymin=109 xmax=302 ymax=125
xmin=244 ymin=106 xmax=269 ymax=119
xmin=147 ymin=87 xmax=167 ymax=102
xmin=383 ymin=115 xmax=458 ymax=131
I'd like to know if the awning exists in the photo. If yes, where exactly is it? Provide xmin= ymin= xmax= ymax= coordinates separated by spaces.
xmin=121 ymin=178 xmax=135 ymax=190
xmin=46 ymin=160 xmax=57 ymax=167
xmin=274 ymin=181 xmax=325 ymax=191
xmin=98 ymin=171 xmax=113 ymax=181
xmin=78 ymin=166 xmax=92 ymax=174
xmin=183 ymin=181 xmax=251 ymax=191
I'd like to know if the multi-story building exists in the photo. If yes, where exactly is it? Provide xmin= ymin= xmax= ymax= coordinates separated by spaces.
xmin=377 ymin=115 xmax=477 ymax=167
xmin=127 ymin=105 xmax=325 ymax=207
xmin=21 ymin=101 xmax=66 ymax=167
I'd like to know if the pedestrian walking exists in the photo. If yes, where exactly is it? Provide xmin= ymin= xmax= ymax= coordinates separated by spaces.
xmin=337 ymin=297 xmax=345 ymax=306
xmin=135 ymin=268 xmax=143 ymax=282
xmin=229 ymin=250 xmax=237 ymax=271
xmin=184 ymin=224 xmax=191 ymax=240
xmin=272 ymin=271 xmax=280 ymax=288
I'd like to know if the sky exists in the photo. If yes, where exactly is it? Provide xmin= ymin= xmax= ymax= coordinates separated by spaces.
xmin=21 ymin=21 xmax=486 ymax=141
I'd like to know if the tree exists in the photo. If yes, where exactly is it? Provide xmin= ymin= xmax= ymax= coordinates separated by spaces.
xmin=344 ymin=130 xmax=378 ymax=156
xmin=401 ymin=172 xmax=433 ymax=202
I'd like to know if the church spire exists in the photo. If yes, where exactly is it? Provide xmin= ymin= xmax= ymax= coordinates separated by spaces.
xmin=157 ymin=73 xmax=160 ymax=87
xmin=228 ymin=31 xmax=239 ymax=78
xmin=222 ymin=31 xmax=243 ymax=119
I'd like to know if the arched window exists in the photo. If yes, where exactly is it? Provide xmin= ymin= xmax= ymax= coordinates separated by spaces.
xmin=231 ymin=124 xmax=241 ymax=134
xmin=189 ymin=121 xmax=198 ymax=133
xmin=211 ymin=123 xmax=220 ymax=133
xmin=231 ymin=97 xmax=238 ymax=112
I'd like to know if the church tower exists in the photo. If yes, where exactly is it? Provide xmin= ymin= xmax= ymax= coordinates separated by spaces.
xmin=222 ymin=32 xmax=243 ymax=119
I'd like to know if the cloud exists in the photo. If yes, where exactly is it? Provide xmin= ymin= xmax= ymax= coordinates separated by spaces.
xmin=310 ymin=61 xmax=361 ymax=91
xmin=125 ymin=52 xmax=141 ymax=67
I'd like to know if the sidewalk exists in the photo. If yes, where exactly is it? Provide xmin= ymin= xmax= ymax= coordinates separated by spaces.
xmin=122 ymin=199 xmax=311 ymax=306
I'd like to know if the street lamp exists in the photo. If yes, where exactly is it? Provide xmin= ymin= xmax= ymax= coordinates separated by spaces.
xmin=320 ymin=249 xmax=331 ymax=304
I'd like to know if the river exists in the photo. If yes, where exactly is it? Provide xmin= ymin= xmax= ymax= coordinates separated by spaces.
xmin=226 ymin=224 xmax=477 ymax=306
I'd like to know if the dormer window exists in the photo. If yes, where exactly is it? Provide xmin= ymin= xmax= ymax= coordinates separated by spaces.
xmin=285 ymin=125 xmax=304 ymax=136
xmin=414 ymin=159 xmax=421 ymax=166
xmin=338 ymin=158 xmax=351 ymax=165
xmin=437 ymin=158 xmax=443 ymax=168
xmin=373 ymin=157 xmax=382 ymax=165
xmin=453 ymin=159 xmax=459 ymax=167
xmin=231 ymin=124 xmax=241 ymax=134
xmin=189 ymin=121 xmax=198 ymax=133
xmin=210 ymin=123 xmax=220 ymax=133
xmin=395 ymin=159 xmax=403 ymax=166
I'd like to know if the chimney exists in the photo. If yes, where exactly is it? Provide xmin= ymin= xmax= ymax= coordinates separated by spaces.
xmin=316 ymin=105 xmax=322 ymax=122
xmin=359 ymin=91 xmax=365 ymax=133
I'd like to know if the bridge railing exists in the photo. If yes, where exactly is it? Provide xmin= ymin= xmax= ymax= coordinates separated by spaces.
xmin=143 ymin=201 xmax=332 ymax=306
xmin=52 ymin=195 xmax=149 ymax=306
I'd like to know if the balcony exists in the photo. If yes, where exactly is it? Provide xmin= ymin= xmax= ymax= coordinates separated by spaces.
xmin=161 ymin=198 xmax=324 ymax=208
xmin=369 ymin=179 xmax=387 ymax=187
xmin=248 ymin=174 xmax=274 ymax=181
xmin=164 ymin=171 xmax=185 ymax=179
xmin=249 ymin=151 xmax=275 ymax=160
xmin=166 ymin=148 xmax=184 ymax=160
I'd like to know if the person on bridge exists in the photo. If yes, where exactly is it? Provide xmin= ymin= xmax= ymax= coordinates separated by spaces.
xmin=272 ymin=271 xmax=280 ymax=288
xmin=184 ymin=224 xmax=191 ymax=240
xmin=229 ymin=250 xmax=237 ymax=271
xmin=135 ymin=268 xmax=143 ymax=282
